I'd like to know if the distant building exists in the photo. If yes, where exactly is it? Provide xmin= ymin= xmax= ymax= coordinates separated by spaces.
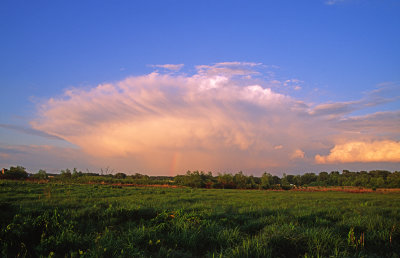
xmin=1 ymin=168 xmax=7 ymax=174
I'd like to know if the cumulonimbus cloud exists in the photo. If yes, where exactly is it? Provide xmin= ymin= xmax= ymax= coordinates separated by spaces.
xmin=315 ymin=140 xmax=400 ymax=164
xmin=30 ymin=62 xmax=400 ymax=174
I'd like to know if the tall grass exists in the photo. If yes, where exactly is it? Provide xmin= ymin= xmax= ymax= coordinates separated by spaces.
xmin=0 ymin=181 xmax=399 ymax=257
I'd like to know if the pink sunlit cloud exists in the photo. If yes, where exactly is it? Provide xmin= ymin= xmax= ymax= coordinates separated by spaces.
xmin=29 ymin=63 xmax=400 ymax=175
xmin=315 ymin=140 xmax=400 ymax=164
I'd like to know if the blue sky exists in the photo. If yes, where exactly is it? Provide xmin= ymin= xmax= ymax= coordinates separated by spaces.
xmin=1 ymin=0 xmax=399 ymax=175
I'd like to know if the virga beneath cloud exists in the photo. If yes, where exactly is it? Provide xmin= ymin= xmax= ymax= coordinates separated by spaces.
xmin=30 ymin=62 xmax=400 ymax=174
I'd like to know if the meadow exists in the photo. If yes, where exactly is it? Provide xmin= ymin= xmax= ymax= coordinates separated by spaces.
xmin=1 ymin=181 xmax=399 ymax=257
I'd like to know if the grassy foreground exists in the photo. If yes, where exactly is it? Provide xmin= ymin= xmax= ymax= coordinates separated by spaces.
xmin=1 ymin=181 xmax=399 ymax=257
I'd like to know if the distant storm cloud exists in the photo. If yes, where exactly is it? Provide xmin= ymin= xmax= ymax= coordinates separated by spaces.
xmin=315 ymin=140 xmax=400 ymax=164
xmin=31 ymin=62 xmax=400 ymax=174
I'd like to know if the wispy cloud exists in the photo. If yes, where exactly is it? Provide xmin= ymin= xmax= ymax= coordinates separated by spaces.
xmin=30 ymin=63 xmax=400 ymax=174
xmin=195 ymin=62 xmax=263 ymax=77
xmin=309 ymin=101 xmax=360 ymax=118
xmin=0 ymin=123 xmax=64 ymax=140
xmin=150 ymin=64 xmax=184 ymax=71
xmin=325 ymin=0 xmax=346 ymax=5
xmin=309 ymin=83 xmax=400 ymax=118
xmin=336 ymin=111 xmax=400 ymax=135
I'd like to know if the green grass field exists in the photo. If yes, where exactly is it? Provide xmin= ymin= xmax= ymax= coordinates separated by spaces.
xmin=1 ymin=181 xmax=399 ymax=257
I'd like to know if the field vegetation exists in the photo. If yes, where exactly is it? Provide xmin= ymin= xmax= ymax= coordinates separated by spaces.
xmin=1 ymin=179 xmax=400 ymax=257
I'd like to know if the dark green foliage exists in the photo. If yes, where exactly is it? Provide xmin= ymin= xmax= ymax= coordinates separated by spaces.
xmin=60 ymin=168 xmax=72 ymax=179
xmin=114 ymin=173 xmax=127 ymax=179
xmin=174 ymin=170 xmax=214 ymax=188
xmin=0 ymin=181 xmax=400 ymax=257
xmin=31 ymin=169 xmax=48 ymax=180
xmin=0 ymin=166 xmax=28 ymax=180
xmin=175 ymin=170 xmax=400 ymax=189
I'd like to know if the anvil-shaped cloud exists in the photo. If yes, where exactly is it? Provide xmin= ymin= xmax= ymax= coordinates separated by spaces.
xmin=30 ymin=62 xmax=400 ymax=174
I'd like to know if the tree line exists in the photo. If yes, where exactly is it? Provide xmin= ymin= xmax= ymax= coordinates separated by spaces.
xmin=175 ymin=170 xmax=400 ymax=189
xmin=1 ymin=166 xmax=400 ymax=189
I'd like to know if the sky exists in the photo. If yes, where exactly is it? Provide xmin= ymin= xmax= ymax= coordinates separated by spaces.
xmin=0 ymin=0 xmax=399 ymax=176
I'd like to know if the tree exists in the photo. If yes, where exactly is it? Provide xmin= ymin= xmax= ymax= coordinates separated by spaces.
xmin=2 ymin=166 xmax=28 ymax=180
xmin=369 ymin=170 xmax=390 ymax=180
xmin=285 ymin=174 xmax=296 ymax=185
xmin=281 ymin=173 xmax=289 ymax=186
xmin=387 ymin=172 xmax=400 ymax=188
xmin=280 ymin=173 xmax=293 ymax=190
xmin=300 ymin=173 xmax=317 ymax=185
xmin=60 ymin=169 xmax=72 ymax=179
xmin=115 ymin=172 xmax=127 ymax=179
xmin=215 ymin=173 xmax=234 ymax=189
xmin=328 ymin=171 xmax=340 ymax=186
xmin=261 ymin=172 xmax=272 ymax=189
xmin=233 ymin=171 xmax=247 ymax=189
xmin=34 ymin=169 xmax=48 ymax=180
xmin=180 ymin=171 xmax=206 ymax=188
xmin=370 ymin=177 xmax=385 ymax=188
xmin=318 ymin=172 xmax=329 ymax=182
xmin=246 ymin=175 xmax=257 ymax=189
xmin=271 ymin=175 xmax=281 ymax=185
xmin=72 ymin=168 xmax=83 ymax=178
